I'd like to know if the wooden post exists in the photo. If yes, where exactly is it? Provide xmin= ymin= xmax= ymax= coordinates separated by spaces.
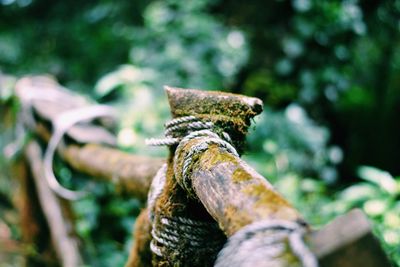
xmin=25 ymin=141 xmax=83 ymax=267
xmin=167 ymin=87 xmax=302 ymax=236
xmin=141 ymin=87 xmax=309 ymax=267
xmin=188 ymin=145 xmax=303 ymax=235
xmin=311 ymin=209 xmax=392 ymax=267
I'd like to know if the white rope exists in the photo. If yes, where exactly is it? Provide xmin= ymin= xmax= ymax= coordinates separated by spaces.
xmin=147 ymin=164 xmax=167 ymax=221
xmin=150 ymin=215 xmax=226 ymax=257
xmin=145 ymin=116 xmax=231 ymax=147
xmin=214 ymin=220 xmax=318 ymax=267
xmin=146 ymin=115 xmax=239 ymax=197
xmin=174 ymin=130 xmax=239 ymax=195
xmin=164 ymin=115 xmax=198 ymax=128
xmin=43 ymin=105 xmax=117 ymax=200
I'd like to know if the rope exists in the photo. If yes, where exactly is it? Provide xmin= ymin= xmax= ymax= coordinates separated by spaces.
xmin=145 ymin=116 xmax=231 ymax=147
xmin=214 ymin=219 xmax=318 ymax=267
xmin=150 ymin=215 xmax=226 ymax=258
xmin=43 ymin=105 xmax=117 ymax=200
xmin=146 ymin=115 xmax=318 ymax=266
xmin=146 ymin=116 xmax=238 ymax=197
xmin=147 ymin=164 xmax=167 ymax=221
xmin=174 ymin=129 xmax=238 ymax=196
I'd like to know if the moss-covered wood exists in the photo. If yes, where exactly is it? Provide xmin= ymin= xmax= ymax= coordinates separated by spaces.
xmin=179 ymin=142 xmax=304 ymax=237
xmin=165 ymin=86 xmax=263 ymax=152
xmin=125 ymin=208 xmax=153 ymax=267
xmin=63 ymin=144 xmax=164 ymax=200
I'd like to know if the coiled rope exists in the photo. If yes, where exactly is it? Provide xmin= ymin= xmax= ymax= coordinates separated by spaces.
xmin=150 ymin=215 xmax=226 ymax=258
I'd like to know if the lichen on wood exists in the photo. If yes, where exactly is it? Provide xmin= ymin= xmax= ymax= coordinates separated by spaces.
xmin=182 ymin=142 xmax=303 ymax=236
xmin=165 ymin=86 xmax=263 ymax=152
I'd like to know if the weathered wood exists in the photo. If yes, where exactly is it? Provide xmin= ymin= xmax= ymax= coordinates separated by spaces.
xmin=185 ymin=142 xmax=303 ymax=237
xmin=32 ymin=119 xmax=164 ymax=200
xmin=311 ymin=209 xmax=392 ymax=267
xmin=165 ymin=86 xmax=263 ymax=125
xmin=165 ymin=86 xmax=263 ymax=149
xmin=63 ymin=144 xmax=164 ymax=200
xmin=14 ymin=76 xmax=164 ymax=200
xmin=25 ymin=141 xmax=83 ymax=267
xmin=125 ymin=208 xmax=153 ymax=267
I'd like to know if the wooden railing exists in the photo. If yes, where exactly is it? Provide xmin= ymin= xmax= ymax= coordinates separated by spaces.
xmin=5 ymin=75 xmax=391 ymax=267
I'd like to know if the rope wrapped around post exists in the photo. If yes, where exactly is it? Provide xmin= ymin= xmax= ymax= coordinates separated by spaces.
xmin=134 ymin=86 xmax=318 ymax=267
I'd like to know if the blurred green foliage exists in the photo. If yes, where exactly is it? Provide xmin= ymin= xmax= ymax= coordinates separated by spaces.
xmin=1 ymin=0 xmax=400 ymax=266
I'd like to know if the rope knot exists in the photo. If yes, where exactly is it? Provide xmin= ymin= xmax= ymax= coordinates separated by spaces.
xmin=146 ymin=116 xmax=239 ymax=198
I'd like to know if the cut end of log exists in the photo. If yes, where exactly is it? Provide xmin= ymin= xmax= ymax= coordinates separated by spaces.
xmin=164 ymin=85 xmax=263 ymax=121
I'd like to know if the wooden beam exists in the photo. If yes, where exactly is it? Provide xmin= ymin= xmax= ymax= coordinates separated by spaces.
xmin=63 ymin=144 xmax=164 ymax=200
xmin=311 ymin=209 xmax=392 ymax=267
xmin=25 ymin=141 xmax=83 ymax=267
xmin=187 ymin=143 xmax=303 ymax=236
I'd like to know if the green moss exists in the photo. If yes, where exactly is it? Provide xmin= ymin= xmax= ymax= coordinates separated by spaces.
xmin=241 ymin=183 xmax=301 ymax=221
xmin=232 ymin=168 xmax=253 ymax=183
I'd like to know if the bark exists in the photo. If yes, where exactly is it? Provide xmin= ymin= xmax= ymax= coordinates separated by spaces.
xmin=181 ymin=143 xmax=303 ymax=237
xmin=62 ymin=144 xmax=164 ymax=200
xmin=125 ymin=208 xmax=153 ymax=267
xmin=25 ymin=141 xmax=83 ymax=267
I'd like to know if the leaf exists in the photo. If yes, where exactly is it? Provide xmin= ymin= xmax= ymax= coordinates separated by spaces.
xmin=358 ymin=166 xmax=398 ymax=195
xmin=339 ymin=183 xmax=379 ymax=203
xmin=363 ymin=199 xmax=390 ymax=217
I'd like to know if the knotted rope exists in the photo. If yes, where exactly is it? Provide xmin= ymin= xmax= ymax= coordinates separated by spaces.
xmin=146 ymin=116 xmax=237 ymax=197
xmin=146 ymin=115 xmax=318 ymax=267
xmin=150 ymin=215 xmax=226 ymax=258
xmin=146 ymin=116 xmax=230 ymax=263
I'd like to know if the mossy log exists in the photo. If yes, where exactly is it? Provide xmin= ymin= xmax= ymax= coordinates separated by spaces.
xmin=165 ymin=85 xmax=300 ymax=237
xmin=63 ymin=144 xmax=164 ymax=200
xmin=179 ymin=141 xmax=304 ymax=237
